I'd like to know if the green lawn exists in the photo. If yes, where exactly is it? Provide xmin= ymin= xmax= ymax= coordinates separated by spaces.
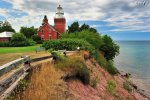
xmin=0 ymin=45 xmax=41 ymax=54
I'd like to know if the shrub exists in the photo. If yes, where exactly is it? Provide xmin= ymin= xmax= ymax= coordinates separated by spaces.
xmin=62 ymin=30 xmax=102 ymax=48
xmin=94 ymin=50 xmax=118 ymax=75
xmin=123 ymin=81 xmax=132 ymax=93
xmin=17 ymin=79 xmax=28 ymax=92
xmin=50 ymin=51 xmax=66 ymax=62
xmin=10 ymin=33 xmax=27 ymax=47
xmin=100 ymin=35 xmax=119 ymax=60
xmin=10 ymin=33 xmax=36 ymax=47
xmin=0 ymin=42 xmax=9 ymax=47
xmin=55 ymin=57 xmax=90 ymax=84
xmin=91 ymin=75 xmax=99 ymax=88
xmin=76 ymin=66 xmax=90 ymax=84
xmin=32 ymin=34 xmax=43 ymax=44
xmin=107 ymin=80 xmax=117 ymax=96
xmin=105 ymin=61 xmax=119 ymax=75
xmin=4 ymin=96 xmax=13 ymax=100
xmin=26 ymin=39 xmax=36 ymax=46
xmin=42 ymin=38 xmax=94 ymax=52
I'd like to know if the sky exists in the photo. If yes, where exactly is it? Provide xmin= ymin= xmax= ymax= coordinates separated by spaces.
xmin=0 ymin=0 xmax=150 ymax=41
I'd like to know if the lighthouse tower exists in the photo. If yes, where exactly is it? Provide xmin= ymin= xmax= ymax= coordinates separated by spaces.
xmin=54 ymin=5 xmax=66 ymax=34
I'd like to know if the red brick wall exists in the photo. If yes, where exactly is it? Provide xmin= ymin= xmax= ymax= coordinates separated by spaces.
xmin=38 ymin=24 xmax=58 ymax=40
xmin=0 ymin=37 xmax=10 ymax=42
xmin=54 ymin=18 xmax=66 ymax=34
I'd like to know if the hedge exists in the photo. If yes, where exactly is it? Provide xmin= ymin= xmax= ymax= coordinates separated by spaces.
xmin=0 ymin=42 xmax=9 ymax=47
xmin=42 ymin=38 xmax=95 ymax=52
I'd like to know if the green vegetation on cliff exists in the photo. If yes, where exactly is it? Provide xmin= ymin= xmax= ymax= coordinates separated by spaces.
xmin=42 ymin=22 xmax=119 ymax=75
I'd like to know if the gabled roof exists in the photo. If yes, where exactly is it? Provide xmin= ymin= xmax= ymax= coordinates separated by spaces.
xmin=38 ymin=23 xmax=61 ymax=35
xmin=0 ymin=31 xmax=14 ymax=38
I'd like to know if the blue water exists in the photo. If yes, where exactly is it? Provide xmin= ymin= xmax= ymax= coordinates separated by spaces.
xmin=114 ymin=41 xmax=150 ymax=97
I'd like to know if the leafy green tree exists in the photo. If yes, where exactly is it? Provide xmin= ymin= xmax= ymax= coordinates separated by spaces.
xmin=100 ymin=35 xmax=119 ymax=60
xmin=79 ymin=24 xmax=90 ymax=31
xmin=32 ymin=34 xmax=43 ymax=44
xmin=89 ymin=27 xmax=97 ymax=33
xmin=20 ymin=26 xmax=37 ymax=38
xmin=79 ymin=24 xmax=97 ymax=33
xmin=0 ymin=21 xmax=15 ymax=33
xmin=62 ymin=30 xmax=102 ymax=49
xmin=67 ymin=21 xmax=97 ymax=33
xmin=68 ymin=21 xmax=79 ymax=33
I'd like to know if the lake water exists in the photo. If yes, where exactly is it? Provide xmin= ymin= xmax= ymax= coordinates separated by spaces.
xmin=114 ymin=41 xmax=150 ymax=97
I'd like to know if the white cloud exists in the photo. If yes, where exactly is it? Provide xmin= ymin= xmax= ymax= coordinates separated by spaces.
xmin=2 ymin=0 xmax=150 ymax=32
xmin=0 ymin=8 xmax=9 ymax=17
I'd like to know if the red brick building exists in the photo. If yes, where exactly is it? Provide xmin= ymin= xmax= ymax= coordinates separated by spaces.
xmin=0 ymin=32 xmax=14 ymax=42
xmin=38 ymin=5 xmax=66 ymax=40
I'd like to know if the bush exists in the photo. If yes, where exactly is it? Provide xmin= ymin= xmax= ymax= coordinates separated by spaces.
xmin=105 ymin=61 xmax=119 ymax=75
xmin=26 ymin=39 xmax=36 ymax=46
xmin=100 ymin=35 xmax=119 ymax=60
xmin=62 ymin=30 xmax=102 ymax=48
xmin=17 ymin=79 xmax=28 ymax=92
xmin=123 ymin=81 xmax=132 ymax=93
xmin=10 ymin=33 xmax=36 ymax=47
xmin=50 ymin=51 xmax=66 ymax=62
xmin=0 ymin=42 xmax=9 ymax=47
xmin=32 ymin=34 xmax=43 ymax=44
xmin=42 ymin=38 xmax=94 ymax=52
xmin=107 ymin=80 xmax=117 ymax=96
xmin=93 ymin=50 xmax=118 ymax=75
xmin=55 ymin=57 xmax=90 ymax=84
xmin=91 ymin=75 xmax=99 ymax=88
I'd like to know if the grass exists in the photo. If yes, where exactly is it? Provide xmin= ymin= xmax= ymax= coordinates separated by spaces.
xmin=0 ymin=45 xmax=41 ymax=54
xmin=12 ymin=62 xmax=73 ymax=100
xmin=91 ymin=75 xmax=99 ymax=88
xmin=123 ymin=80 xmax=132 ymax=93
xmin=94 ymin=51 xmax=119 ymax=75
xmin=0 ymin=51 xmax=50 ymax=66
xmin=55 ymin=56 xmax=90 ymax=84
xmin=106 ymin=80 xmax=117 ymax=96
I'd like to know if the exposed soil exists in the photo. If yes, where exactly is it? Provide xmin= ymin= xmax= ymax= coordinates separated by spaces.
xmin=67 ymin=59 xmax=149 ymax=100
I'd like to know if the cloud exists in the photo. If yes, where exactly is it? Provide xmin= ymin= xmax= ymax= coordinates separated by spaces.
xmin=0 ymin=8 xmax=9 ymax=17
xmin=1 ymin=0 xmax=150 ymax=32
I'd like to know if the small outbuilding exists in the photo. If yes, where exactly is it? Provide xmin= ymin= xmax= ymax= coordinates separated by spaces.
xmin=0 ymin=31 xmax=14 ymax=42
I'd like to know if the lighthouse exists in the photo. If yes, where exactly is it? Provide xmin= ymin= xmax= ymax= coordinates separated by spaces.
xmin=54 ymin=5 xmax=66 ymax=34
xmin=38 ymin=5 xmax=66 ymax=40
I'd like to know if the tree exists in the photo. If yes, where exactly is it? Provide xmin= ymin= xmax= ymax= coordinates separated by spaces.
xmin=0 ymin=21 xmax=15 ymax=33
xmin=20 ymin=26 xmax=37 ymax=38
xmin=89 ymin=27 xmax=97 ymax=33
xmin=62 ymin=30 xmax=102 ymax=48
xmin=32 ymin=34 xmax=43 ymax=44
xmin=79 ymin=24 xmax=90 ymax=31
xmin=68 ymin=22 xmax=97 ymax=33
xmin=100 ymin=35 xmax=119 ymax=60
xmin=68 ymin=21 xmax=79 ymax=33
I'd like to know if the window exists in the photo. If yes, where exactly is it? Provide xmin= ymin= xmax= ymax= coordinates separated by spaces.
xmin=49 ymin=29 xmax=51 ymax=33
xmin=42 ymin=30 xmax=44 ymax=34
xmin=49 ymin=34 xmax=52 ymax=39
xmin=41 ymin=34 xmax=44 ymax=40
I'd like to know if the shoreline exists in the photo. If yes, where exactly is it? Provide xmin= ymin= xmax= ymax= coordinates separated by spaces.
xmin=119 ymin=71 xmax=150 ymax=99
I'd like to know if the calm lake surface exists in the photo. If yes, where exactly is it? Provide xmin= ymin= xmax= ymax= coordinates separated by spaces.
xmin=114 ymin=41 xmax=150 ymax=97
